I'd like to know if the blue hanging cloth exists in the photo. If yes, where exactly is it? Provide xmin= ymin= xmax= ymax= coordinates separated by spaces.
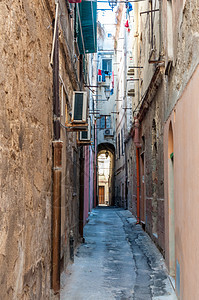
xmin=129 ymin=2 xmax=133 ymax=12
xmin=102 ymin=70 xmax=106 ymax=82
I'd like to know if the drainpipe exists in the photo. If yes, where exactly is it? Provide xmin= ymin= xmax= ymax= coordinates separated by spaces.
xmin=133 ymin=118 xmax=141 ymax=223
xmin=93 ymin=120 xmax=96 ymax=208
xmin=52 ymin=8 xmax=62 ymax=294
xmin=136 ymin=147 xmax=140 ymax=223
xmin=79 ymin=146 xmax=84 ymax=239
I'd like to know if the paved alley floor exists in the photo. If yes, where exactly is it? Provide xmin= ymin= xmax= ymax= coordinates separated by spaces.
xmin=61 ymin=207 xmax=177 ymax=300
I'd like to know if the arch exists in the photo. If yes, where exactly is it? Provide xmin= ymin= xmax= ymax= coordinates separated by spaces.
xmin=168 ymin=121 xmax=175 ymax=277
xmin=97 ymin=142 xmax=115 ymax=156
xmin=97 ymin=143 xmax=115 ymax=206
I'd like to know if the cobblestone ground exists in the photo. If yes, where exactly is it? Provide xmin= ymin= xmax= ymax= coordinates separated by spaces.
xmin=61 ymin=207 xmax=177 ymax=300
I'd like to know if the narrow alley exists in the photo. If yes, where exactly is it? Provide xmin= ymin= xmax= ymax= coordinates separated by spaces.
xmin=61 ymin=207 xmax=176 ymax=300
xmin=1 ymin=0 xmax=199 ymax=299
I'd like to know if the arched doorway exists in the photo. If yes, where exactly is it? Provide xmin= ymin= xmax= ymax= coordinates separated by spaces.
xmin=168 ymin=122 xmax=175 ymax=277
xmin=97 ymin=143 xmax=115 ymax=206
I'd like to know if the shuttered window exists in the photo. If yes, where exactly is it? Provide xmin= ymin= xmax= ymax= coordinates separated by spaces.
xmin=77 ymin=0 xmax=97 ymax=54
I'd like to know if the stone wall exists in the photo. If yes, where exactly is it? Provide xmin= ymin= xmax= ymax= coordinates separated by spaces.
xmin=0 ymin=0 xmax=83 ymax=298
xmin=52 ymin=0 xmax=82 ymax=279
xmin=163 ymin=0 xmax=199 ymax=120
xmin=59 ymin=2 xmax=80 ymax=268
xmin=0 ymin=0 xmax=54 ymax=298
xmin=140 ymin=82 xmax=165 ymax=253
xmin=127 ymin=1 xmax=165 ymax=254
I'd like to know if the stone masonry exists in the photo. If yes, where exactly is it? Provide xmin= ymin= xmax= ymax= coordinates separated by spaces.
xmin=0 ymin=0 xmax=54 ymax=298
xmin=0 ymin=0 xmax=82 ymax=298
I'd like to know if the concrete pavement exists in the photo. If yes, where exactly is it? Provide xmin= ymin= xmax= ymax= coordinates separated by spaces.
xmin=61 ymin=207 xmax=177 ymax=300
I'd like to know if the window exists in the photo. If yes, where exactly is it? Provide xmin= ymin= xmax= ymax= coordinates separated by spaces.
xmin=102 ymin=59 xmax=112 ymax=72
xmin=100 ymin=115 xmax=111 ymax=129
xmin=118 ymin=133 xmax=120 ymax=159
xmin=121 ymin=129 xmax=124 ymax=155
xmin=166 ymin=0 xmax=174 ymax=61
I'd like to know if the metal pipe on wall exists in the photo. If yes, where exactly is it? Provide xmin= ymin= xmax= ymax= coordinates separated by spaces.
xmin=136 ymin=147 xmax=140 ymax=223
xmin=52 ymin=141 xmax=62 ymax=293
xmin=93 ymin=120 xmax=97 ymax=207
xmin=79 ymin=146 xmax=84 ymax=239
xmin=52 ymin=17 xmax=62 ymax=294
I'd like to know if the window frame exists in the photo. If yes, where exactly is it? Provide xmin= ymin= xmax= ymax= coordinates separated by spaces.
xmin=102 ymin=59 xmax=112 ymax=72
xmin=100 ymin=115 xmax=111 ymax=129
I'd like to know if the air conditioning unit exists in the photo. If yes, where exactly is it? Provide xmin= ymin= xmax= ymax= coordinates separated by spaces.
xmin=127 ymin=81 xmax=135 ymax=97
xmin=127 ymin=89 xmax=135 ymax=97
xmin=79 ymin=117 xmax=91 ymax=141
xmin=72 ymin=91 xmax=87 ymax=123
xmin=104 ymin=129 xmax=113 ymax=136
xmin=127 ymin=68 xmax=135 ymax=76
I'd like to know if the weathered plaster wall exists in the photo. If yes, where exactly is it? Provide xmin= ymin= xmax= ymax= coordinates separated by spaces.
xmin=163 ymin=0 xmax=199 ymax=120
xmin=0 ymin=1 xmax=54 ymax=298
xmin=164 ymin=65 xmax=199 ymax=300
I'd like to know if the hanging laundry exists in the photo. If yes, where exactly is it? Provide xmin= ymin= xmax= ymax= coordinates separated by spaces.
xmin=112 ymin=71 xmax=114 ymax=88
xmin=101 ymin=70 xmax=106 ymax=82
xmin=110 ymin=81 xmax=114 ymax=95
xmin=125 ymin=20 xmax=129 ymax=28
xmin=110 ymin=72 xmax=114 ymax=95
xmin=128 ymin=2 xmax=133 ymax=12
xmin=98 ymin=69 xmax=102 ymax=82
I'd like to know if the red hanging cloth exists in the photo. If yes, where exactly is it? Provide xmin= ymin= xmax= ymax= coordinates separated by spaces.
xmin=125 ymin=20 xmax=129 ymax=28
xmin=112 ymin=71 xmax=114 ymax=88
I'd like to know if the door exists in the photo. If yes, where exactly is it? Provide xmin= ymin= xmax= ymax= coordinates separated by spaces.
xmin=168 ymin=123 xmax=175 ymax=277
xmin=140 ymin=153 xmax=146 ymax=224
xmin=99 ymin=186 xmax=105 ymax=204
